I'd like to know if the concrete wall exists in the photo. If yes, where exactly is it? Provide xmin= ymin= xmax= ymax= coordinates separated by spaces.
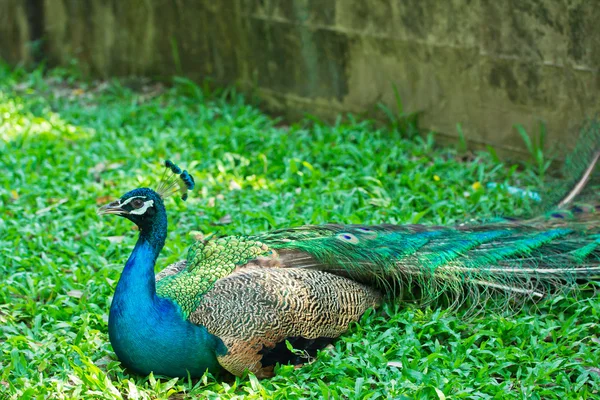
xmin=1 ymin=0 xmax=598 ymax=153
xmin=0 ymin=0 xmax=33 ymax=65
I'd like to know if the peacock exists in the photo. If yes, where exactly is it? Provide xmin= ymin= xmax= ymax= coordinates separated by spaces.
xmin=98 ymin=127 xmax=600 ymax=379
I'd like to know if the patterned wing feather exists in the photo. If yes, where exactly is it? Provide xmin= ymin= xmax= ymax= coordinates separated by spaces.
xmin=188 ymin=267 xmax=381 ymax=376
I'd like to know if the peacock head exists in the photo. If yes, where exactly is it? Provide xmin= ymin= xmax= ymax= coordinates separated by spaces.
xmin=97 ymin=160 xmax=195 ymax=230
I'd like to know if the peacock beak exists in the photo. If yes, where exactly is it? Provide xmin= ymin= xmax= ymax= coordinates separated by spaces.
xmin=97 ymin=200 xmax=127 ymax=216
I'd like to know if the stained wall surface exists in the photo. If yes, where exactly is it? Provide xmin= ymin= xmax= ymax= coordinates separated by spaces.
xmin=1 ymin=0 xmax=598 ymax=153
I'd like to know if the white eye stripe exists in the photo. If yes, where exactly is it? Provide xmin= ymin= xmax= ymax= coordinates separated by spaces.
xmin=129 ymin=200 xmax=155 ymax=215
xmin=120 ymin=196 xmax=147 ymax=206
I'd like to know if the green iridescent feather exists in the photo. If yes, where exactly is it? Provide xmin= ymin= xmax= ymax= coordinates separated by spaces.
xmin=251 ymin=215 xmax=600 ymax=301
xmin=156 ymin=237 xmax=270 ymax=316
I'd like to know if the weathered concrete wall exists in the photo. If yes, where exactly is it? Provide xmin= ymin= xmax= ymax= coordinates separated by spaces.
xmin=0 ymin=0 xmax=33 ymax=65
xmin=1 ymin=0 xmax=598 ymax=153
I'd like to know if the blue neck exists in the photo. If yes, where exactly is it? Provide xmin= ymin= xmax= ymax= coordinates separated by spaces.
xmin=110 ymin=216 xmax=166 ymax=320
xmin=113 ymin=235 xmax=160 ymax=310
xmin=108 ymin=212 xmax=225 ymax=377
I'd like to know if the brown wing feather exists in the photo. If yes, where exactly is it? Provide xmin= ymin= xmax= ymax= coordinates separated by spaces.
xmin=188 ymin=268 xmax=381 ymax=376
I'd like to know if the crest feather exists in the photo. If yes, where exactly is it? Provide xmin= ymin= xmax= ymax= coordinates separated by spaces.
xmin=156 ymin=160 xmax=195 ymax=200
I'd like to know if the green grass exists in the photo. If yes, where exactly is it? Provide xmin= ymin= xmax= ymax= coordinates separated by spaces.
xmin=1 ymin=64 xmax=599 ymax=399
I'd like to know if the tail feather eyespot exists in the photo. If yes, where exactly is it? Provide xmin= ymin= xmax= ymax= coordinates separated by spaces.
xmin=337 ymin=233 xmax=360 ymax=244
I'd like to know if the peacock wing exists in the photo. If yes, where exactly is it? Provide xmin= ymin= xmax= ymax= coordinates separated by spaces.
xmin=155 ymin=233 xmax=381 ymax=376
xmin=188 ymin=267 xmax=381 ymax=377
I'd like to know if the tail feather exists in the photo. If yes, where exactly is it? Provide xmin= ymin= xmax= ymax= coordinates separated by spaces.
xmin=557 ymin=150 xmax=600 ymax=208
xmin=257 ymin=211 xmax=600 ymax=304
xmin=538 ymin=117 xmax=600 ymax=212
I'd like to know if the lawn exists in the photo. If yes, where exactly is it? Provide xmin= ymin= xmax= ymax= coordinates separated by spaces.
xmin=1 ymin=64 xmax=599 ymax=399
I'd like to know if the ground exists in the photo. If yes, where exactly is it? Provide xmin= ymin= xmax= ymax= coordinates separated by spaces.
xmin=1 ymin=64 xmax=598 ymax=399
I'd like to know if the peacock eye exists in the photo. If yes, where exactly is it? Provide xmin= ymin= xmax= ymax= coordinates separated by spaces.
xmin=131 ymin=199 xmax=144 ymax=209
